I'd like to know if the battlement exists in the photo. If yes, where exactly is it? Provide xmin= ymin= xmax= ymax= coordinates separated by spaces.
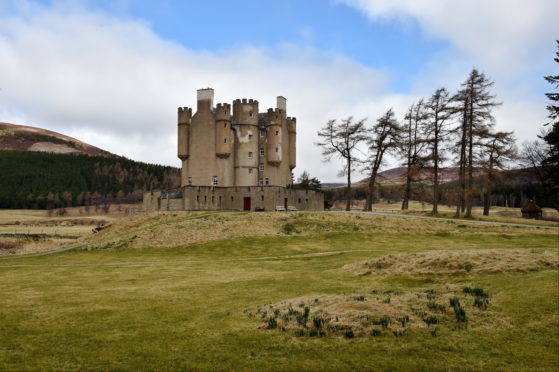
xmin=215 ymin=103 xmax=231 ymax=120
xmin=287 ymin=117 xmax=297 ymax=132
xmin=234 ymin=98 xmax=259 ymax=105
xmin=266 ymin=108 xmax=283 ymax=125
xmin=178 ymin=107 xmax=192 ymax=124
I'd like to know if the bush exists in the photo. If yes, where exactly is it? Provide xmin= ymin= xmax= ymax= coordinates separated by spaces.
xmin=423 ymin=316 xmax=439 ymax=326
xmin=344 ymin=329 xmax=355 ymax=339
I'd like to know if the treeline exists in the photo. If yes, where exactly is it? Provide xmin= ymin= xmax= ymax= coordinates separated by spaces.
xmin=323 ymin=174 xmax=554 ymax=211
xmin=317 ymin=57 xmax=559 ymax=213
xmin=0 ymin=150 xmax=180 ymax=209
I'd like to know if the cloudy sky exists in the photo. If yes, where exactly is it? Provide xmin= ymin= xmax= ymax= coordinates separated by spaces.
xmin=0 ymin=0 xmax=557 ymax=182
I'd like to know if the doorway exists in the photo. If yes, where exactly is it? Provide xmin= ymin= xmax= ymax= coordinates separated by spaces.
xmin=284 ymin=198 xmax=288 ymax=209
xmin=243 ymin=197 xmax=251 ymax=211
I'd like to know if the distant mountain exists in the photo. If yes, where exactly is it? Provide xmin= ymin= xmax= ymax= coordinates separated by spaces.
xmin=0 ymin=122 xmax=180 ymax=209
xmin=0 ymin=122 xmax=113 ymax=157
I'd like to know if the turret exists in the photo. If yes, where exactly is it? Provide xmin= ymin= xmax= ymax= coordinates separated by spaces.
xmin=287 ymin=117 xmax=296 ymax=169
xmin=177 ymin=107 xmax=192 ymax=160
xmin=233 ymin=98 xmax=259 ymax=125
xmin=233 ymin=98 xmax=259 ymax=186
xmin=266 ymin=108 xmax=284 ymax=165
xmin=215 ymin=103 xmax=232 ymax=158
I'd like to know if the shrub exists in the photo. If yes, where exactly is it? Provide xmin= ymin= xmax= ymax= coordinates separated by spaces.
xmin=267 ymin=317 xmax=277 ymax=329
xmin=374 ymin=316 xmax=391 ymax=329
xmin=344 ymin=329 xmax=355 ymax=339
xmin=312 ymin=316 xmax=325 ymax=329
xmin=371 ymin=329 xmax=382 ymax=337
xmin=423 ymin=316 xmax=439 ymax=326
xmin=463 ymin=287 xmax=490 ymax=298
xmin=293 ymin=329 xmax=305 ymax=337
xmin=397 ymin=315 xmax=410 ymax=327
xmin=354 ymin=295 xmax=365 ymax=302
xmin=474 ymin=297 xmax=490 ymax=309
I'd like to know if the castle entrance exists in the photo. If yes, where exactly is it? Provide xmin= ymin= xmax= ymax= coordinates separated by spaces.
xmin=243 ymin=197 xmax=251 ymax=211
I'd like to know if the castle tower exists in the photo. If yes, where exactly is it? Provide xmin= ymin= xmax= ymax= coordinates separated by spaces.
xmin=177 ymin=107 xmax=192 ymax=187
xmin=266 ymin=108 xmax=283 ymax=165
xmin=215 ymin=103 xmax=232 ymax=158
xmin=233 ymin=98 xmax=259 ymax=186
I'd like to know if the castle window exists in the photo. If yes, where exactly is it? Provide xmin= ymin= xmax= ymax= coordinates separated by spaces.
xmin=275 ymin=147 xmax=279 ymax=153
xmin=260 ymin=129 xmax=265 ymax=137
xmin=259 ymin=178 xmax=264 ymax=186
xmin=259 ymin=148 xmax=264 ymax=156
xmin=224 ymin=138 xmax=227 ymax=144
xmin=248 ymin=134 xmax=253 ymax=140
xmin=248 ymin=152 xmax=253 ymax=159
xmin=259 ymin=163 xmax=264 ymax=172
xmin=276 ymin=130 xmax=279 ymax=135
xmin=212 ymin=176 xmax=218 ymax=186
xmin=261 ymin=195 xmax=264 ymax=201
xmin=187 ymin=177 xmax=192 ymax=186
xmin=298 ymin=198 xmax=301 ymax=203
xmin=249 ymin=111 xmax=253 ymax=117
xmin=224 ymin=123 xmax=227 ymax=128
xmin=265 ymin=178 xmax=269 ymax=185
xmin=248 ymin=168 xmax=253 ymax=174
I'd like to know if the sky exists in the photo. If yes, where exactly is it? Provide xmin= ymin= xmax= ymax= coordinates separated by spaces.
xmin=0 ymin=0 xmax=557 ymax=182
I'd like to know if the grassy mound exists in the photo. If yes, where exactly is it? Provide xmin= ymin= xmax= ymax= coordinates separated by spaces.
xmin=250 ymin=286 xmax=503 ymax=338
xmin=344 ymin=248 xmax=559 ymax=276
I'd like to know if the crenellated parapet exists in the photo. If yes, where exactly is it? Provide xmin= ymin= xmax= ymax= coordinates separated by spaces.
xmin=215 ymin=103 xmax=231 ymax=121
xmin=233 ymin=98 xmax=259 ymax=126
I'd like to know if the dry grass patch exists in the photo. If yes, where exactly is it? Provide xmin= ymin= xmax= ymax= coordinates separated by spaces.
xmin=250 ymin=285 xmax=505 ymax=338
xmin=79 ymin=211 xmax=554 ymax=251
xmin=344 ymin=248 xmax=559 ymax=276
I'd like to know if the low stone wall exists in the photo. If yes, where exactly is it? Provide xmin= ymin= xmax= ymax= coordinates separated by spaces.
xmin=143 ymin=186 xmax=323 ymax=212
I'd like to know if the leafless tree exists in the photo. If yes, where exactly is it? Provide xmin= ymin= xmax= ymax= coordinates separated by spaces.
xmin=400 ymin=99 xmax=428 ymax=210
xmin=480 ymin=131 xmax=517 ymax=215
xmin=362 ymin=108 xmax=401 ymax=211
xmin=454 ymin=69 xmax=501 ymax=217
xmin=316 ymin=117 xmax=367 ymax=211
xmin=423 ymin=87 xmax=455 ymax=214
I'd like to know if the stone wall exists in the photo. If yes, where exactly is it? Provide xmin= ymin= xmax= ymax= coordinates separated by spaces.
xmin=143 ymin=186 xmax=323 ymax=212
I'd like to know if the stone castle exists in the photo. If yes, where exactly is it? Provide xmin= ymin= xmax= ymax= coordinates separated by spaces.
xmin=143 ymin=88 xmax=323 ymax=211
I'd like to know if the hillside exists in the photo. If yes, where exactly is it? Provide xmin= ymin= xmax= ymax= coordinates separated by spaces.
xmin=0 ymin=122 xmax=113 ymax=156
xmin=0 ymin=150 xmax=180 ymax=209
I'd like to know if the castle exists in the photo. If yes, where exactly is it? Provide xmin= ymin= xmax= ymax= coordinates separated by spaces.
xmin=143 ymin=88 xmax=323 ymax=211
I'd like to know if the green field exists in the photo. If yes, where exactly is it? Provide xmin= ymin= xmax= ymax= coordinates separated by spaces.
xmin=0 ymin=212 xmax=558 ymax=371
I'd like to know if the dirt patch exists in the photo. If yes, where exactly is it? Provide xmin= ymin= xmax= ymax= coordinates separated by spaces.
xmin=343 ymin=248 xmax=559 ymax=276
xmin=250 ymin=286 xmax=505 ymax=338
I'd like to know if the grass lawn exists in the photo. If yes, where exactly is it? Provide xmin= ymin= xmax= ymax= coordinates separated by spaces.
xmin=0 ymin=212 xmax=557 ymax=371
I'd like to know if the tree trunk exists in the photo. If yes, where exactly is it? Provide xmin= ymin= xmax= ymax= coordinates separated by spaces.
xmin=364 ymin=166 xmax=379 ymax=211
xmin=455 ymin=104 xmax=468 ymax=218
xmin=432 ymin=132 xmax=439 ymax=214
xmin=346 ymin=157 xmax=352 ymax=211
xmin=464 ymin=101 xmax=474 ymax=218
xmin=402 ymin=168 xmax=411 ymax=210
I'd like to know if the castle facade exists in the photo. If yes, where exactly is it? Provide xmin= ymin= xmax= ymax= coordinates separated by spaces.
xmin=143 ymin=88 xmax=323 ymax=212
xmin=178 ymin=88 xmax=295 ymax=187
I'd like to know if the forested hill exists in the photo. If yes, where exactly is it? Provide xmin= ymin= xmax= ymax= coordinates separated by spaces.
xmin=0 ymin=150 xmax=180 ymax=209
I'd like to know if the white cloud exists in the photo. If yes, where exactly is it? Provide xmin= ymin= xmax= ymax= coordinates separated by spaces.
xmin=0 ymin=1 xmax=553 ymax=185
xmin=339 ymin=0 xmax=559 ymax=74
xmin=0 ymin=4 xmax=393 ymax=182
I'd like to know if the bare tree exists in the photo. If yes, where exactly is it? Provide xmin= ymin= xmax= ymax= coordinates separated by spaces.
xmin=401 ymin=99 xmax=428 ymax=210
xmin=423 ymin=87 xmax=454 ymax=214
xmin=480 ymin=131 xmax=517 ymax=215
xmin=316 ymin=117 xmax=367 ymax=211
xmin=455 ymin=69 xmax=501 ymax=218
xmin=362 ymin=108 xmax=401 ymax=211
